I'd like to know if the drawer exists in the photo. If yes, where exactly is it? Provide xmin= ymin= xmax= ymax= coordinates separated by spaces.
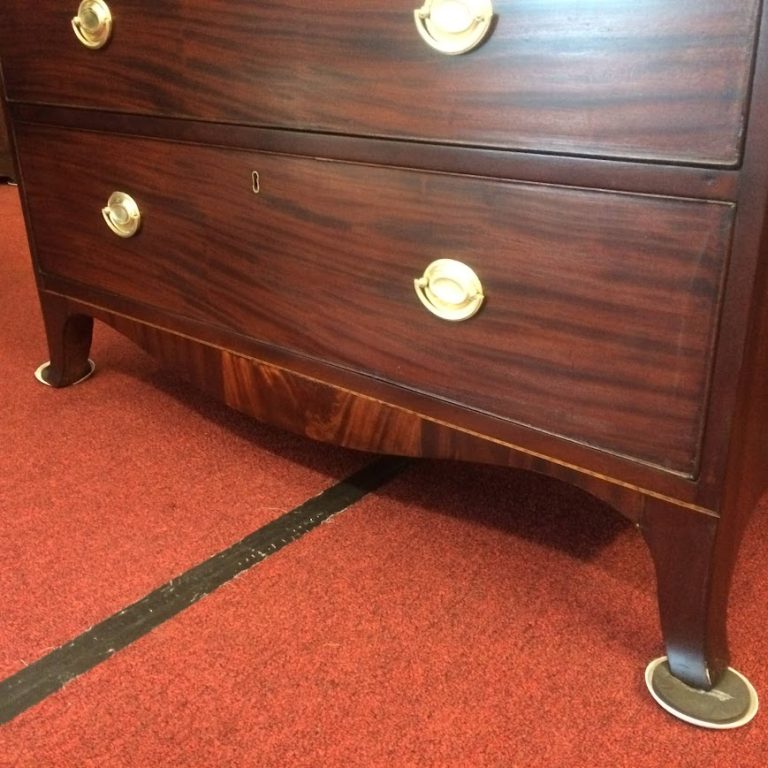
xmin=16 ymin=125 xmax=732 ymax=475
xmin=1 ymin=0 xmax=760 ymax=166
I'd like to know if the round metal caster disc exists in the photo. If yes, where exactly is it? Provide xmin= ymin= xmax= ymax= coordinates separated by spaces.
xmin=645 ymin=656 xmax=759 ymax=729
xmin=34 ymin=359 xmax=96 ymax=387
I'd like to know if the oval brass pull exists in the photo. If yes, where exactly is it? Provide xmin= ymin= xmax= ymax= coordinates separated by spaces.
xmin=414 ymin=0 xmax=493 ymax=55
xmin=72 ymin=0 xmax=113 ymax=49
xmin=102 ymin=191 xmax=141 ymax=238
xmin=414 ymin=259 xmax=484 ymax=321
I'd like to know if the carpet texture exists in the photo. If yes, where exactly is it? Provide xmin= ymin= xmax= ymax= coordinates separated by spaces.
xmin=2 ymin=461 xmax=767 ymax=766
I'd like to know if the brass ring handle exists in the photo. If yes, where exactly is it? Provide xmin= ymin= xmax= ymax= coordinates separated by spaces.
xmin=72 ymin=0 xmax=113 ymax=49
xmin=102 ymin=191 xmax=141 ymax=238
xmin=414 ymin=259 xmax=484 ymax=321
xmin=414 ymin=0 xmax=493 ymax=55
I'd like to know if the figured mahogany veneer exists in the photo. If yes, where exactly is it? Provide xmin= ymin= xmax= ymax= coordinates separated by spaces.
xmin=3 ymin=0 xmax=768 ymax=726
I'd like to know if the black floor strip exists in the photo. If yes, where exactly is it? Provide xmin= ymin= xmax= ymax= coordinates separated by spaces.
xmin=0 ymin=455 xmax=410 ymax=725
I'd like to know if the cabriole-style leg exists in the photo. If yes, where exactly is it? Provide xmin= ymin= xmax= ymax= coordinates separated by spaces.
xmin=640 ymin=497 xmax=758 ymax=728
xmin=34 ymin=293 xmax=95 ymax=388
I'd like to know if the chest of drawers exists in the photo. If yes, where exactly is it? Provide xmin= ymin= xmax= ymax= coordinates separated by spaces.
xmin=2 ymin=0 xmax=767 ymax=728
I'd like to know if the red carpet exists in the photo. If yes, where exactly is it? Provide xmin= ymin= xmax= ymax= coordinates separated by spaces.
xmin=1 ymin=181 xmax=767 ymax=764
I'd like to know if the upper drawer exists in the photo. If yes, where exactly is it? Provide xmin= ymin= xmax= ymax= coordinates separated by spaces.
xmin=16 ymin=124 xmax=732 ymax=476
xmin=0 ymin=0 xmax=760 ymax=165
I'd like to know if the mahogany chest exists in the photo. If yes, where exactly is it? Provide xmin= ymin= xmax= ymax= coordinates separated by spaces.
xmin=2 ymin=0 xmax=767 ymax=728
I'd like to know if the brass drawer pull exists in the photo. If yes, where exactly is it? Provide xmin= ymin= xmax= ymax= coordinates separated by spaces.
xmin=414 ymin=0 xmax=493 ymax=55
xmin=414 ymin=259 xmax=484 ymax=321
xmin=102 ymin=191 xmax=141 ymax=238
xmin=72 ymin=0 xmax=113 ymax=49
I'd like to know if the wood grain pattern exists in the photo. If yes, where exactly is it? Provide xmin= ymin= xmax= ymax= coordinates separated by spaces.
xmin=16 ymin=124 xmax=733 ymax=475
xmin=0 ymin=0 xmax=760 ymax=165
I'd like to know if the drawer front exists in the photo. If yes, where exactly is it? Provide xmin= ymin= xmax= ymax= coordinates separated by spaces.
xmin=1 ymin=0 xmax=760 ymax=165
xmin=17 ymin=125 xmax=732 ymax=474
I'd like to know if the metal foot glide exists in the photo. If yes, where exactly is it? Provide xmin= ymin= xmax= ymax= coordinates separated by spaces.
xmin=645 ymin=657 xmax=759 ymax=729
xmin=34 ymin=359 xmax=96 ymax=387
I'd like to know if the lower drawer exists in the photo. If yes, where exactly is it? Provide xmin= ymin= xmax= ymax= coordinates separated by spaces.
xmin=17 ymin=125 xmax=733 ymax=475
